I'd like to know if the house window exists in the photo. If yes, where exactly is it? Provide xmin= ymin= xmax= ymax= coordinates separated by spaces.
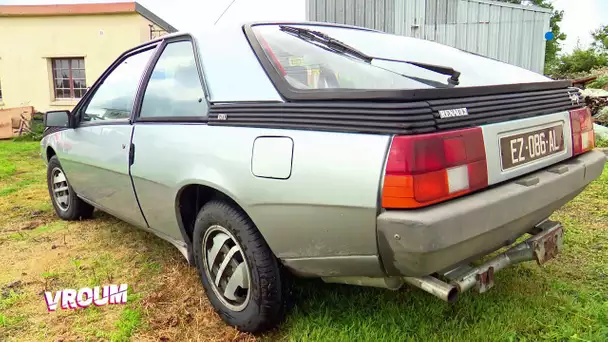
xmin=52 ymin=58 xmax=86 ymax=99
xmin=0 ymin=78 xmax=3 ymax=102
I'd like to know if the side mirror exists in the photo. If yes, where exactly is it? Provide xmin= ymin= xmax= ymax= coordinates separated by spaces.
xmin=44 ymin=110 xmax=72 ymax=128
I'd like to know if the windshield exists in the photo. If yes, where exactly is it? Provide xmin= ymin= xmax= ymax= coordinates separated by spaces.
xmin=250 ymin=24 xmax=550 ymax=92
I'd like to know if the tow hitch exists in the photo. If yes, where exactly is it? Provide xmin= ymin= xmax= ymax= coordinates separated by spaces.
xmin=403 ymin=220 xmax=564 ymax=301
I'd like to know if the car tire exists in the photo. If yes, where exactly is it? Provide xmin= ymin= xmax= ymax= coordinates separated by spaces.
xmin=193 ymin=199 xmax=290 ymax=333
xmin=47 ymin=156 xmax=94 ymax=221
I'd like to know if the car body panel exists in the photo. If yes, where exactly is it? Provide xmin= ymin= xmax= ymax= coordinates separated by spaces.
xmin=43 ymin=124 xmax=147 ymax=228
xmin=130 ymin=123 xmax=390 ymax=259
xmin=377 ymin=150 xmax=607 ymax=276
xmin=193 ymin=28 xmax=283 ymax=103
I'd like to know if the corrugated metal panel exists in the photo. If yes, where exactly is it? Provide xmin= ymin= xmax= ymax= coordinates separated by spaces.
xmin=455 ymin=0 xmax=467 ymax=50
xmin=394 ymin=0 xmax=426 ymax=39
xmin=487 ymin=4 xmax=501 ymax=59
xmin=354 ymin=0 xmax=365 ymax=27
xmin=520 ymin=9 xmax=535 ymax=70
xmin=307 ymin=0 xmax=551 ymax=73
xmin=476 ymin=2 xmax=490 ymax=56
xmin=307 ymin=0 xmax=395 ymax=32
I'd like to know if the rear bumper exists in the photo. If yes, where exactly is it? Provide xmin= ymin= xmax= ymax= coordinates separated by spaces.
xmin=377 ymin=149 xmax=607 ymax=277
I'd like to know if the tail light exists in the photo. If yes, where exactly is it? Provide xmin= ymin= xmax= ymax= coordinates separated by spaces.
xmin=382 ymin=127 xmax=488 ymax=209
xmin=569 ymin=107 xmax=595 ymax=156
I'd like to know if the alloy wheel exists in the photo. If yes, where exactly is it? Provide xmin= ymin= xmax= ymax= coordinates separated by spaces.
xmin=202 ymin=225 xmax=251 ymax=311
xmin=51 ymin=167 xmax=70 ymax=211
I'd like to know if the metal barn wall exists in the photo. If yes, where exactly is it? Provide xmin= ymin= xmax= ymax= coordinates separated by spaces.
xmin=305 ymin=0 xmax=551 ymax=73
xmin=305 ymin=0 xmax=397 ymax=32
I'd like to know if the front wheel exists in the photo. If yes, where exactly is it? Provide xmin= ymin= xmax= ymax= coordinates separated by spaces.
xmin=46 ymin=156 xmax=94 ymax=220
xmin=192 ymin=200 xmax=290 ymax=332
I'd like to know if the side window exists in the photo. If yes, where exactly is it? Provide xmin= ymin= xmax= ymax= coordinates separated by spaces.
xmin=82 ymin=48 xmax=155 ymax=122
xmin=139 ymin=41 xmax=207 ymax=118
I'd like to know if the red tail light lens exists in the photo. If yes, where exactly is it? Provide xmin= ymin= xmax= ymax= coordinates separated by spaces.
xmin=569 ymin=107 xmax=595 ymax=156
xmin=382 ymin=127 xmax=488 ymax=209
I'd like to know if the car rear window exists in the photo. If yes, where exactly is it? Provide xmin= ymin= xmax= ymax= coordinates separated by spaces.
xmin=248 ymin=24 xmax=552 ymax=98
xmin=250 ymin=24 xmax=429 ymax=91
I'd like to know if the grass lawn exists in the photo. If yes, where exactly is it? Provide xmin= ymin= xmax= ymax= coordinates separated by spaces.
xmin=0 ymin=140 xmax=606 ymax=341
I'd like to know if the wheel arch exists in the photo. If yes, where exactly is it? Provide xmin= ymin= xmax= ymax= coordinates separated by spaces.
xmin=175 ymin=183 xmax=264 ymax=259
xmin=46 ymin=146 xmax=57 ymax=161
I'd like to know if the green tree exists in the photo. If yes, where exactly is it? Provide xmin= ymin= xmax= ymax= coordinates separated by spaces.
xmin=592 ymin=25 xmax=608 ymax=51
xmin=551 ymin=48 xmax=608 ymax=78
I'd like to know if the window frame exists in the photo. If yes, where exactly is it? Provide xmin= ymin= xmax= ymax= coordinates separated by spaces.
xmin=51 ymin=58 xmax=87 ymax=100
xmin=70 ymin=34 xmax=210 ymax=128
xmin=134 ymin=35 xmax=210 ymax=123
xmin=72 ymin=43 xmax=161 ymax=127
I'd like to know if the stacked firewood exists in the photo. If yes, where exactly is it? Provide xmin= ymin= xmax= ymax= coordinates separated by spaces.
xmin=581 ymin=89 xmax=608 ymax=125
xmin=586 ymin=96 xmax=608 ymax=117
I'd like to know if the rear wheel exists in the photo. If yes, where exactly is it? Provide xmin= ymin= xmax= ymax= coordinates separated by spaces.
xmin=46 ymin=156 xmax=94 ymax=220
xmin=193 ymin=200 xmax=289 ymax=332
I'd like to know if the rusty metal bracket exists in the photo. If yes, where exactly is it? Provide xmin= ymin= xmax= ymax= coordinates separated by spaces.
xmin=443 ymin=220 xmax=564 ymax=295
xmin=475 ymin=266 xmax=495 ymax=293
xmin=530 ymin=223 xmax=564 ymax=265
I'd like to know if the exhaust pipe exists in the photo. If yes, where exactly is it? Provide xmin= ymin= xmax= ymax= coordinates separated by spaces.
xmin=405 ymin=220 xmax=564 ymax=301
xmin=403 ymin=276 xmax=458 ymax=303
xmin=324 ymin=221 xmax=563 ymax=303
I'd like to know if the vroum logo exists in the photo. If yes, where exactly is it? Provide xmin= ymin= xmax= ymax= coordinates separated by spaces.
xmin=44 ymin=284 xmax=128 ymax=311
xmin=439 ymin=108 xmax=469 ymax=119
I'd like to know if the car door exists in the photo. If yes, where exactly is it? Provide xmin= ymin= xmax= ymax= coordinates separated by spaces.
xmin=129 ymin=37 xmax=209 ymax=241
xmin=58 ymin=44 xmax=158 ymax=228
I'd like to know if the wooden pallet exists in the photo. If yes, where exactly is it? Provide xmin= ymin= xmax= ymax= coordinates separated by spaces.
xmin=0 ymin=106 xmax=34 ymax=139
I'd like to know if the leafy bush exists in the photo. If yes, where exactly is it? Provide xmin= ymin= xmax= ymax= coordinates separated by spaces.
xmin=548 ymin=48 xmax=608 ymax=79
xmin=587 ymin=75 xmax=608 ymax=89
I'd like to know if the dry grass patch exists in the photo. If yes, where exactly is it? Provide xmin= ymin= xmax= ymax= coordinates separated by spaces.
xmin=0 ymin=141 xmax=256 ymax=341
xmin=133 ymin=263 xmax=255 ymax=342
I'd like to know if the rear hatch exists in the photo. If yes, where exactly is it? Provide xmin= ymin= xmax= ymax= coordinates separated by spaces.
xmin=429 ymin=88 xmax=586 ymax=187
xmin=226 ymin=23 xmax=596 ymax=208
xmin=380 ymin=88 xmax=595 ymax=209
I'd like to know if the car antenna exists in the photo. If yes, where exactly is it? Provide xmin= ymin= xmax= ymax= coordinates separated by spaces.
xmin=214 ymin=0 xmax=238 ymax=26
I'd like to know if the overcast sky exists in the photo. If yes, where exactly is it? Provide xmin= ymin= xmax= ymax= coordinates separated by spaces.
xmin=1 ymin=0 xmax=606 ymax=54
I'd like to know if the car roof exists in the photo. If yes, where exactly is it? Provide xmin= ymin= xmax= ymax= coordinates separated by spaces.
xmin=143 ymin=22 xmax=381 ymax=103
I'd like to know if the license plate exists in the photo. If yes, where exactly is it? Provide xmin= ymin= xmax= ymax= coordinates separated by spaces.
xmin=500 ymin=125 xmax=564 ymax=170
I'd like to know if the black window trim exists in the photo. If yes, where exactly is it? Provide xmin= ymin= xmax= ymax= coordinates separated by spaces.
xmin=72 ymin=42 xmax=161 ymax=128
xmin=133 ymin=34 xmax=211 ymax=123
xmin=242 ymin=22 xmax=573 ymax=102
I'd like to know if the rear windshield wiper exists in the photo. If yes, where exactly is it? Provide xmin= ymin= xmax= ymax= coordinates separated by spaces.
xmin=278 ymin=25 xmax=461 ymax=86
